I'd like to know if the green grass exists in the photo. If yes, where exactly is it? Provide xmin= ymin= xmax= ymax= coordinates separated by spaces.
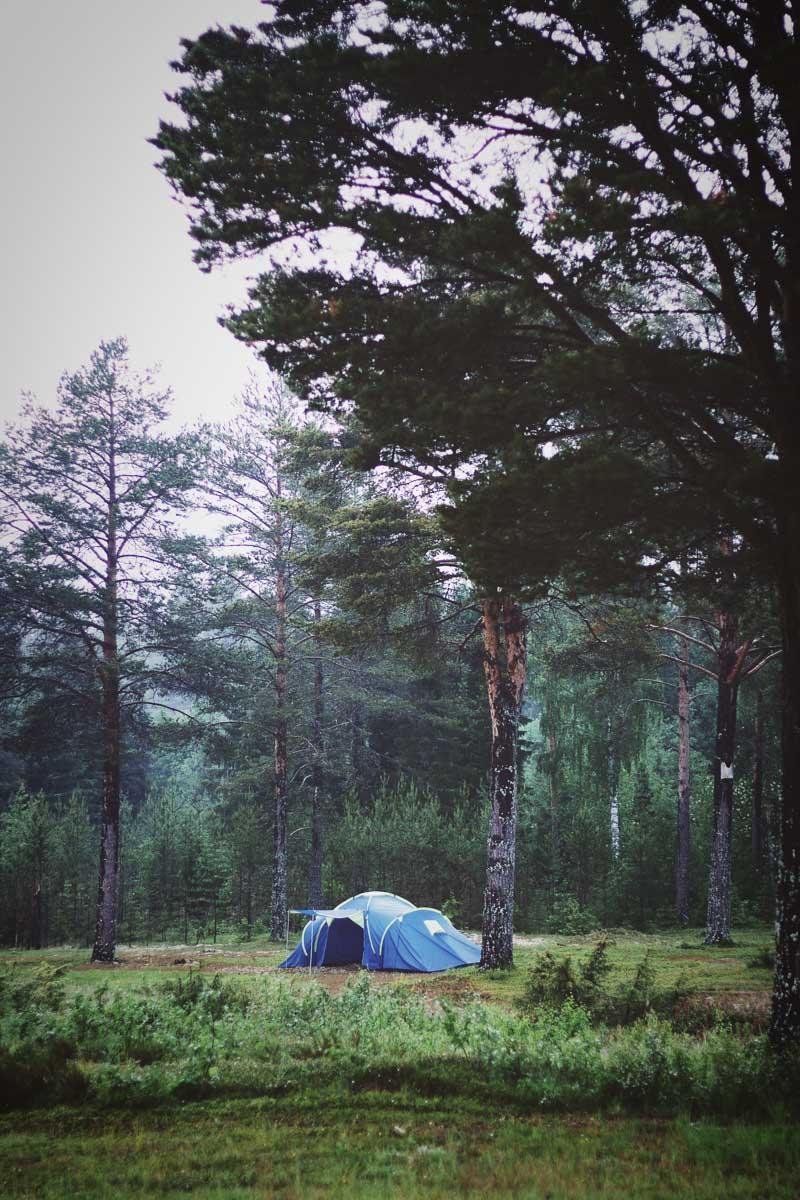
xmin=0 ymin=945 xmax=288 ymax=996
xmin=0 ymin=927 xmax=774 ymax=1006
xmin=1 ymin=1095 xmax=798 ymax=1199
xmin=0 ymin=929 xmax=786 ymax=1197
xmin=402 ymin=927 xmax=776 ymax=1012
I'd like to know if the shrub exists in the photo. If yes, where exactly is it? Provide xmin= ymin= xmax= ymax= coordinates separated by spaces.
xmin=545 ymin=894 xmax=600 ymax=935
xmin=519 ymin=936 xmax=614 ymax=1014
xmin=0 ymin=963 xmax=66 ymax=1013
xmin=0 ymin=1038 xmax=86 ymax=1109
xmin=158 ymin=970 xmax=252 ymax=1017
xmin=519 ymin=940 xmax=696 ymax=1029
xmin=1 ymin=963 xmax=797 ymax=1118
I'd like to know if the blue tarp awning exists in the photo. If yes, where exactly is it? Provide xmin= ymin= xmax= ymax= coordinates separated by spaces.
xmin=289 ymin=907 xmax=364 ymax=920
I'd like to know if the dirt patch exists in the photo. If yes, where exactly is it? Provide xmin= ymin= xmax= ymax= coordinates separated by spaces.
xmin=411 ymin=973 xmax=493 ymax=1005
xmin=701 ymin=990 xmax=770 ymax=1017
xmin=71 ymin=947 xmax=283 ymax=973
xmin=668 ymin=955 xmax=730 ymax=964
xmin=672 ymin=990 xmax=771 ymax=1031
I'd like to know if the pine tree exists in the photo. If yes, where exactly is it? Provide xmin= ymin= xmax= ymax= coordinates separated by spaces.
xmin=0 ymin=339 xmax=198 ymax=961
xmin=156 ymin=3 xmax=800 ymax=1040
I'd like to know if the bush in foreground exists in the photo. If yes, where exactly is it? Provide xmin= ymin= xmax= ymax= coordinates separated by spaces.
xmin=1 ymin=966 xmax=797 ymax=1116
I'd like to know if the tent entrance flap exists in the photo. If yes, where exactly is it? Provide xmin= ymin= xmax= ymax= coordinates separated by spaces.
xmin=317 ymin=916 xmax=364 ymax=965
xmin=281 ymin=911 xmax=366 ymax=968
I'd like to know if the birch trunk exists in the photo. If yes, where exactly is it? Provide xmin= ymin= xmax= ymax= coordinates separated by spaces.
xmin=30 ymin=882 xmax=43 ymax=951
xmin=676 ymin=635 xmax=691 ymax=925
xmin=705 ymin=608 xmax=739 ymax=945
xmin=480 ymin=596 xmax=527 ymax=969
xmin=607 ymin=715 xmax=621 ymax=860
xmin=30 ymin=802 xmax=45 ymax=949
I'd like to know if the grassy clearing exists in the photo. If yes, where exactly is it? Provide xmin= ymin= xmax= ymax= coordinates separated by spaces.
xmin=2 ymin=1097 xmax=799 ymax=1199
xmin=2 ymin=950 xmax=795 ymax=1117
xmin=0 ymin=926 xmax=776 ymax=1008
xmin=1 ymin=930 xmax=788 ymax=1197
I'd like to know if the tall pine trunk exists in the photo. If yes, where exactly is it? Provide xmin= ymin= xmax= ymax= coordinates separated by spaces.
xmin=705 ymin=608 xmax=739 ymax=945
xmin=480 ymin=596 xmax=527 ymax=969
xmin=92 ymin=399 xmax=121 ymax=963
xmin=752 ymin=687 xmax=764 ymax=870
xmin=771 ymin=515 xmax=800 ymax=1046
xmin=308 ymin=599 xmax=324 ymax=908
xmin=676 ymin=634 xmax=692 ymax=925
xmin=270 ymin=507 xmax=288 ymax=941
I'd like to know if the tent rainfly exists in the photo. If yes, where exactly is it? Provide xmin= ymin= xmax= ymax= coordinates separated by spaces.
xmin=279 ymin=891 xmax=481 ymax=972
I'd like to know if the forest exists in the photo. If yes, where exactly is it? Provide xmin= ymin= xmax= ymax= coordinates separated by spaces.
xmin=2 ymin=3 xmax=800 ymax=1198
xmin=0 ymin=345 xmax=782 ymax=954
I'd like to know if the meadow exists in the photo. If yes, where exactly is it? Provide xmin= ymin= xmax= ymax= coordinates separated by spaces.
xmin=1 ymin=928 xmax=798 ymax=1198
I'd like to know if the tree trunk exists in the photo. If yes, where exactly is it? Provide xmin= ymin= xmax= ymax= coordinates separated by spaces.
xmin=270 ymin=525 xmax=288 ymax=941
xmin=350 ymin=698 xmax=365 ymax=802
xmin=308 ymin=599 xmax=324 ymax=908
xmin=547 ymin=730 xmax=559 ymax=903
xmin=705 ymin=608 xmax=739 ymax=945
xmin=30 ymin=882 xmax=43 ymax=951
xmin=676 ymin=635 xmax=692 ymax=925
xmin=607 ymin=715 xmax=621 ymax=860
xmin=752 ymin=687 xmax=764 ymax=869
xmin=92 ymin=401 xmax=121 ymax=964
xmin=770 ymin=517 xmax=800 ymax=1047
xmin=30 ymin=802 xmax=45 ymax=950
xmin=480 ymin=596 xmax=527 ymax=969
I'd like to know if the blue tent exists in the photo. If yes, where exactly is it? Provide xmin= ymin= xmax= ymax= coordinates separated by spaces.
xmin=279 ymin=891 xmax=480 ymax=972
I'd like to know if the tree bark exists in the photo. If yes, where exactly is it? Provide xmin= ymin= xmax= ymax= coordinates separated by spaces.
xmin=92 ymin=395 xmax=121 ymax=963
xmin=547 ymin=729 xmax=559 ymax=903
xmin=308 ymin=598 xmax=324 ymax=908
xmin=30 ymin=800 xmax=46 ymax=950
xmin=270 ymin=512 xmax=289 ymax=941
xmin=770 ymin=516 xmax=800 ymax=1046
xmin=676 ymin=634 xmax=692 ymax=925
xmin=752 ymin=687 xmax=764 ymax=869
xmin=30 ymin=882 xmax=43 ymax=951
xmin=480 ymin=595 xmax=527 ymax=969
xmin=705 ymin=607 xmax=739 ymax=945
xmin=607 ymin=715 xmax=621 ymax=860
xmin=350 ymin=698 xmax=367 ymax=803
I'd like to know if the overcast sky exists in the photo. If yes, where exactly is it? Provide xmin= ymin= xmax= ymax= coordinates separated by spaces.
xmin=1 ymin=1 xmax=271 ymax=429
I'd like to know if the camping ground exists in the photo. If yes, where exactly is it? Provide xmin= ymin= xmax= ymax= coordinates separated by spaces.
xmin=2 ymin=927 xmax=799 ymax=1199
xmin=3 ymin=3 xmax=800 ymax=1197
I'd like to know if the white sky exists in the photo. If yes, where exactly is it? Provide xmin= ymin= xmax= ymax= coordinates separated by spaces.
xmin=1 ymin=1 xmax=271 ymax=429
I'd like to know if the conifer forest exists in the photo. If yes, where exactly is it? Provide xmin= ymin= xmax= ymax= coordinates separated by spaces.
xmin=2 ymin=5 xmax=800 ymax=1198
